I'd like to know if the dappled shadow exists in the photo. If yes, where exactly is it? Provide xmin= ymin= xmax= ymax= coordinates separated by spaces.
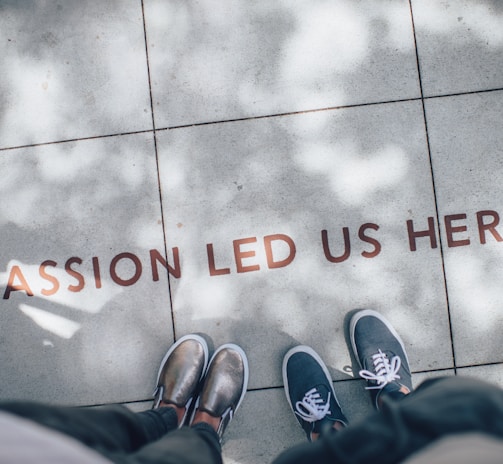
xmin=0 ymin=0 xmax=152 ymax=149
xmin=158 ymin=99 xmax=453 ymax=391
xmin=147 ymin=0 xmax=503 ymax=396
xmin=0 ymin=0 xmax=502 ymax=447
xmin=0 ymin=133 xmax=174 ymax=405
xmin=144 ymin=0 xmax=421 ymax=128
xmin=412 ymin=0 xmax=503 ymax=95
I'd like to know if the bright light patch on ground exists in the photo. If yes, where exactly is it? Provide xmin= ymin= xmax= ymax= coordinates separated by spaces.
xmin=19 ymin=304 xmax=81 ymax=339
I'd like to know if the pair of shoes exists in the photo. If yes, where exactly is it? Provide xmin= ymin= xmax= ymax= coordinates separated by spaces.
xmin=283 ymin=309 xmax=412 ymax=440
xmin=153 ymin=334 xmax=248 ymax=441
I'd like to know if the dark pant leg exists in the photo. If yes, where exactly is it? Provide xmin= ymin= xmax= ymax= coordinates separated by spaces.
xmin=1 ymin=402 xmax=221 ymax=464
xmin=129 ymin=423 xmax=222 ymax=464
xmin=273 ymin=376 xmax=503 ymax=464
xmin=135 ymin=408 xmax=179 ymax=442
xmin=0 ymin=401 xmax=176 ymax=458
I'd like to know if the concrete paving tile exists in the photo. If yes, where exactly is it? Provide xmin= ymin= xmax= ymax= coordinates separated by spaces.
xmin=0 ymin=0 xmax=152 ymax=149
xmin=425 ymin=91 xmax=503 ymax=367
xmin=157 ymin=100 xmax=453 ymax=392
xmin=457 ymin=364 xmax=503 ymax=389
xmin=144 ymin=0 xmax=420 ymax=128
xmin=0 ymin=133 xmax=173 ymax=405
xmin=412 ymin=0 xmax=503 ymax=96
xmin=412 ymin=369 xmax=455 ymax=388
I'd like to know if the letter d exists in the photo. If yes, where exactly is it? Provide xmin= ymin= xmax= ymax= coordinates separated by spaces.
xmin=264 ymin=234 xmax=296 ymax=269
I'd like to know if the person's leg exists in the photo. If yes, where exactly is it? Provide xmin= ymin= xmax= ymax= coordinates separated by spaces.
xmin=134 ymin=407 xmax=179 ymax=442
xmin=274 ymin=308 xmax=412 ymax=464
xmin=127 ymin=423 xmax=221 ymax=464
xmin=327 ymin=375 xmax=503 ymax=462
xmin=272 ymin=437 xmax=334 ymax=464
xmin=280 ymin=309 xmax=409 ymax=445
xmin=0 ymin=401 xmax=150 ymax=455
xmin=274 ymin=309 xmax=503 ymax=463
xmin=129 ymin=343 xmax=249 ymax=464
xmin=0 ymin=401 xmax=220 ymax=464
xmin=282 ymin=345 xmax=347 ymax=442
xmin=273 ymin=375 xmax=503 ymax=464
xmin=0 ymin=333 xmax=210 ymax=461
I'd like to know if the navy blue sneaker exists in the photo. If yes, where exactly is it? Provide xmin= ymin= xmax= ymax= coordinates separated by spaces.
xmin=350 ymin=309 xmax=412 ymax=409
xmin=283 ymin=346 xmax=347 ymax=441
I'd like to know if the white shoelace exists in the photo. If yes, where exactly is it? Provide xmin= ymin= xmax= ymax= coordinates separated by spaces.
xmin=294 ymin=387 xmax=331 ymax=422
xmin=359 ymin=349 xmax=401 ymax=390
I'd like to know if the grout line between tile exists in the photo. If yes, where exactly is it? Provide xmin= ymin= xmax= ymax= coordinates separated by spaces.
xmin=152 ymin=90 xmax=503 ymax=133
xmin=81 ymin=361 xmax=502 ymax=407
xmin=141 ymin=0 xmax=177 ymax=341
xmin=2 ymin=89 xmax=502 ymax=153
xmin=424 ymin=87 xmax=503 ymax=101
xmin=0 ymin=129 xmax=154 ymax=152
xmin=456 ymin=361 xmax=503 ymax=370
xmin=158 ymin=97 xmax=424 ymax=131
xmin=409 ymin=0 xmax=457 ymax=373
